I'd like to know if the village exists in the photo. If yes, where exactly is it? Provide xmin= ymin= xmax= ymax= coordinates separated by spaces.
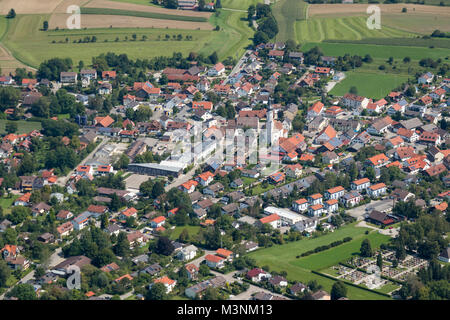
xmin=0 ymin=40 xmax=449 ymax=301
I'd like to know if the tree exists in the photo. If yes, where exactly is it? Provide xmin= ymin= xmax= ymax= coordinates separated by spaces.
xmin=7 ymin=283 xmax=37 ymax=300
xmin=178 ymin=228 xmax=190 ymax=243
xmin=377 ymin=252 xmax=383 ymax=270
xmin=154 ymin=236 xmax=174 ymax=256
xmin=349 ymin=86 xmax=358 ymax=95
xmin=203 ymin=287 xmax=219 ymax=300
xmin=152 ymin=181 xmax=165 ymax=199
xmin=5 ymin=121 xmax=17 ymax=134
xmin=43 ymin=21 xmax=49 ymax=31
xmin=0 ymin=260 xmax=11 ymax=288
xmin=6 ymin=9 xmax=16 ymax=19
xmin=199 ymin=264 xmax=210 ymax=277
xmin=360 ymin=238 xmax=373 ymax=257
xmin=331 ymin=281 xmax=347 ymax=300
xmin=146 ymin=282 xmax=167 ymax=300
xmin=198 ymin=0 xmax=205 ymax=10
xmin=209 ymin=51 xmax=219 ymax=64
xmin=114 ymin=232 xmax=130 ymax=257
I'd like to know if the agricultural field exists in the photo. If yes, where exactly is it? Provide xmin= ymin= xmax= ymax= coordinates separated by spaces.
xmin=1 ymin=12 xmax=250 ymax=69
xmin=272 ymin=0 xmax=308 ymax=42
xmin=247 ymin=223 xmax=392 ymax=300
xmin=329 ymin=71 xmax=410 ymax=99
xmin=301 ymin=41 xmax=450 ymax=61
xmin=296 ymin=16 xmax=414 ymax=43
xmin=221 ymin=0 xmax=261 ymax=10
xmin=308 ymin=3 xmax=450 ymax=34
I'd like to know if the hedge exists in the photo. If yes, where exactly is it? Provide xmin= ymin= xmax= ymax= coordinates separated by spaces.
xmin=296 ymin=237 xmax=353 ymax=258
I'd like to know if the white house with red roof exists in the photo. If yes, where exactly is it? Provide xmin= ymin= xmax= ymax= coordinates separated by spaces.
xmin=368 ymin=183 xmax=387 ymax=198
xmin=208 ymin=62 xmax=225 ymax=76
xmin=292 ymin=198 xmax=308 ymax=212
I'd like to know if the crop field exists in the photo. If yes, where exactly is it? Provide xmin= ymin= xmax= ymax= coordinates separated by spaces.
xmin=247 ymin=223 xmax=392 ymax=300
xmin=221 ymin=0 xmax=261 ymax=10
xmin=79 ymin=7 xmax=209 ymax=22
xmin=329 ymin=71 xmax=410 ymax=99
xmin=272 ymin=0 xmax=308 ymax=42
xmin=2 ymin=11 xmax=251 ymax=68
xmin=296 ymin=16 xmax=414 ymax=43
xmin=301 ymin=41 xmax=450 ymax=61
xmin=200 ymin=10 xmax=253 ymax=60
xmin=328 ymin=37 xmax=450 ymax=49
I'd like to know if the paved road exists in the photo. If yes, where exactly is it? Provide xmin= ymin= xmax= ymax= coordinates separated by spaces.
xmin=356 ymin=220 xmax=399 ymax=237
xmin=223 ymin=50 xmax=251 ymax=85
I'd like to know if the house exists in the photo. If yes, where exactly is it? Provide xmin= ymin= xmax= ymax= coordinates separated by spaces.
xmin=230 ymin=178 xmax=244 ymax=189
xmin=153 ymin=276 xmax=176 ymax=293
xmin=290 ymin=282 xmax=307 ymax=295
xmin=259 ymin=214 xmax=281 ymax=229
xmin=311 ymin=290 xmax=331 ymax=300
xmin=341 ymin=93 xmax=369 ymax=109
xmin=177 ymin=245 xmax=198 ymax=261
xmin=185 ymin=263 xmax=199 ymax=280
xmin=151 ymin=216 xmax=166 ymax=228
xmin=208 ymin=62 xmax=225 ymax=76
xmin=285 ymin=164 xmax=303 ymax=178
xmin=419 ymin=131 xmax=441 ymax=146
xmin=366 ymin=210 xmax=396 ymax=226
xmin=418 ymin=72 xmax=434 ymax=84
xmin=93 ymin=115 xmax=114 ymax=128
xmin=119 ymin=207 xmax=138 ymax=220
xmin=340 ymin=190 xmax=363 ymax=207
xmin=268 ymin=172 xmax=285 ymax=185
xmin=14 ymin=193 xmax=31 ymax=206
xmin=221 ymin=203 xmax=240 ymax=216
xmin=38 ymin=232 xmax=55 ymax=244
xmin=368 ymin=183 xmax=387 ymax=198
xmin=203 ymin=182 xmax=224 ymax=197
xmin=80 ymin=69 xmax=97 ymax=80
xmin=127 ymin=231 xmax=146 ymax=248
xmin=315 ymin=125 xmax=337 ymax=144
xmin=52 ymin=255 xmax=92 ymax=275
xmin=246 ymin=268 xmax=271 ymax=282
xmin=308 ymin=193 xmax=323 ymax=205
xmin=438 ymin=247 xmax=450 ymax=263
xmin=292 ymin=218 xmax=317 ymax=233
xmin=179 ymin=180 xmax=198 ymax=193
xmin=308 ymin=204 xmax=324 ymax=217
xmin=205 ymin=254 xmax=225 ymax=269
xmin=86 ymin=204 xmax=107 ymax=218
xmin=72 ymin=212 xmax=91 ymax=230
xmin=269 ymin=276 xmax=288 ymax=287
xmin=292 ymin=198 xmax=308 ymax=213
xmin=325 ymin=199 xmax=339 ymax=213
xmin=367 ymin=153 xmax=390 ymax=168
xmin=307 ymin=101 xmax=324 ymax=119
xmin=216 ymin=248 xmax=235 ymax=261
xmin=368 ymin=116 xmax=392 ymax=135
xmin=60 ymin=72 xmax=77 ymax=83
xmin=324 ymin=186 xmax=345 ymax=200
xmin=102 ymin=71 xmax=117 ymax=80
xmin=57 ymin=222 xmax=74 ymax=238
xmin=98 ymin=82 xmax=112 ymax=95
xmin=31 ymin=202 xmax=51 ymax=217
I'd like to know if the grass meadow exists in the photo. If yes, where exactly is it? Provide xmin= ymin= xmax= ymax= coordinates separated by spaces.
xmin=247 ymin=223 xmax=392 ymax=300
xmin=329 ymin=71 xmax=410 ymax=99
xmin=1 ymin=11 xmax=252 ymax=68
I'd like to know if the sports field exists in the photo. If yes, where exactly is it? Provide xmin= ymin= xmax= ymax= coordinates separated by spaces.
xmin=329 ymin=71 xmax=410 ymax=99
xmin=247 ymin=223 xmax=391 ymax=300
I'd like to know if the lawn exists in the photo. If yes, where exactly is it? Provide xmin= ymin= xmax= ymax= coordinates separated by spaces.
xmin=0 ymin=195 xmax=19 ymax=214
xmin=329 ymin=71 xmax=410 ymax=99
xmin=109 ymin=0 xmax=159 ymax=5
xmin=169 ymin=225 xmax=201 ymax=240
xmin=272 ymin=0 xmax=308 ymax=42
xmin=247 ymin=223 xmax=392 ymax=300
xmin=296 ymin=16 xmax=414 ymax=43
xmin=0 ymin=120 xmax=42 ymax=134
xmin=301 ymin=41 xmax=450 ymax=61
xmin=2 ymin=12 xmax=251 ymax=69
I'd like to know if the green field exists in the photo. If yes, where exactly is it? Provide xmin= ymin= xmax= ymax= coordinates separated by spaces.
xmin=202 ymin=10 xmax=253 ymax=60
xmin=0 ymin=120 xmax=42 ymax=134
xmin=327 ymin=37 xmax=450 ymax=49
xmin=301 ymin=41 xmax=450 ymax=61
xmin=0 ymin=195 xmax=19 ymax=214
xmin=222 ymin=0 xmax=261 ymax=10
xmin=80 ymin=7 xmax=208 ymax=22
xmin=110 ymin=0 xmax=159 ymax=5
xmin=296 ymin=16 xmax=415 ymax=43
xmin=169 ymin=225 xmax=201 ymax=240
xmin=1 ymin=11 xmax=251 ymax=69
xmin=329 ymin=71 xmax=410 ymax=99
xmin=247 ymin=224 xmax=392 ymax=300
xmin=272 ymin=0 xmax=308 ymax=42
